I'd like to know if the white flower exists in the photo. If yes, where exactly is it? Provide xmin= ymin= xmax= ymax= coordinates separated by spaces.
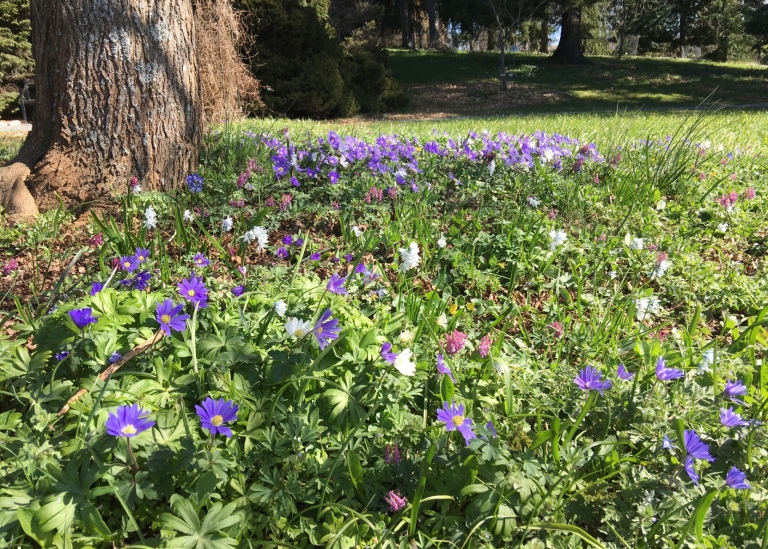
xmin=542 ymin=149 xmax=555 ymax=162
xmin=398 ymin=242 xmax=420 ymax=271
xmin=698 ymin=348 xmax=714 ymax=374
xmin=143 ymin=206 xmax=157 ymax=229
xmin=436 ymin=313 xmax=448 ymax=329
xmin=652 ymin=259 xmax=672 ymax=279
xmin=131 ymin=185 xmax=142 ymax=194
xmin=549 ymin=230 xmax=567 ymax=250
xmin=629 ymin=237 xmax=645 ymax=250
xmin=717 ymin=222 xmax=729 ymax=233
xmin=437 ymin=237 xmax=446 ymax=249
xmin=635 ymin=296 xmax=661 ymax=321
xmin=527 ymin=195 xmax=541 ymax=208
xmin=609 ymin=270 xmax=618 ymax=280
xmin=222 ymin=216 xmax=233 ymax=232
xmin=487 ymin=160 xmax=496 ymax=175
xmin=240 ymin=226 xmax=269 ymax=250
xmin=393 ymin=348 xmax=416 ymax=376
xmin=274 ymin=300 xmax=287 ymax=317
xmin=399 ymin=330 xmax=414 ymax=344
xmin=351 ymin=225 xmax=363 ymax=238
xmin=285 ymin=317 xmax=311 ymax=338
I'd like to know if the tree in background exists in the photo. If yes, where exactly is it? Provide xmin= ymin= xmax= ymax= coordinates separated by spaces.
xmin=745 ymin=1 xmax=768 ymax=61
xmin=0 ymin=0 xmax=32 ymax=116
xmin=550 ymin=0 xmax=600 ymax=63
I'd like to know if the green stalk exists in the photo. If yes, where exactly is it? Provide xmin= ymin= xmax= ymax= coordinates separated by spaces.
xmin=564 ymin=391 xmax=598 ymax=446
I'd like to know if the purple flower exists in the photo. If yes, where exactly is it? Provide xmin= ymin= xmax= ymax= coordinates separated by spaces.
xmin=655 ymin=356 xmax=684 ymax=381
xmin=326 ymin=273 xmax=348 ymax=295
xmin=684 ymin=455 xmax=699 ymax=485
xmin=195 ymin=397 xmax=239 ymax=437
xmin=486 ymin=421 xmax=497 ymax=438
xmin=282 ymin=235 xmax=293 ymax=246
xmin=343 ymin=254 xmax=354 ymax=262
xmin=90 ymin=281 xmax=105 ymax=296
xmin=385 ymin=491 xmax=407 ymax=512
xmin=120 ymin=255 xmax=139 ymax=272
xmin=662 ymin=435 xmax=677 ymax=452
xmin=232 ymin=285 xmax=245 ymax=297
xmin=109 ymin=352 xmax=122 ymax=363
xmin=684 ymin=429 xmax=715 ymax=462
xmin=384 ymin=442 xmax=401 ymax=465
xmin=54 ymin=351 xmax=69 ymax=361
xmin=478 ymin=335 xmax=491 ymax=358
xmin=105 ymin=404 xmax=155 ymax=438
xmin=276 ymin=247 xmax=289 ymax=259
xmin=574 ymin=365 xmax=613 ymax=395
xmin=725 ymin=467 xmax=750 ymax=489
xmin=132 ymin=271 xmax=152 ymax=291
xmin=294 ymin=238 xmax=304 ymax=247
xmin=724 ymin=380 xmax=747 ymax=402
xmin=436 ymin=353 xmax=456 ymax=383
xmin=720 ymin=407 xmax=749 ymax=428
xmin=135 ymin=248 xmax=150 ymax=263
xmin=186 ymin=173 xmax=204 ymax=193
xmin=437 ymin=401 xmax=476 ymax=446
xmin=69 ymin=307 xmax=98 ymax=329
xmin=329 ymin=171 xmax=340 ymax=184
xmin=156 ymin=299 xmax=190 ymax=336
xmin=309 ymin=252 xmax=321 ymax=261
xmin=380 ymin=342 xmax=397 ymax=364
xmin=193 ymin=253 xmax=210 ymax=267
xmin=617 ymin=364 xmax=634 ymax=380
xmin=177 ymin=276 xmax=209 ymax=308
xmin=313 ymin=309 xmax=341 ymax=350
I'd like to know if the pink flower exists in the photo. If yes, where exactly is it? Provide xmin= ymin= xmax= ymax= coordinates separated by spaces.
xmin=2 ymin=258 xmax=19 ymax=276
xmin=744 ymin=187 xmax=755 ymax=200
xmin=236 ymin=169 xmax=251 ymax=188
xmin=385 ymin=491 xmax=407 ymax=512
xmin=656 ymin=252 xmax=667 ymax=264
xmin=646 ymin=243 xmax=658 ymax=251
xmin=716 ymin=191 xmax=738 ymax=210
xmin=444 ymin=330 xmax=467 ymax=356
xmin=266 ymin=196 xmax=275 ymax=207
xmin=548 ymin=209 xmax=556 ymax=220
xmin=384 ymin=443 xmax=401 ymax=465
xmin=548 ymin=321 xmax=564 ymax=339
xmin=332 ymin=201 xmax=340 ymax=210
xmin=88 ymin=233 xmax=104 ymax=247
xmin=594 ymin=173 xmax=599 ymax=184
xmin=729 ymin=173 xmax=737 ymax=181
xmin=478 ymin=335 xmax=492 ymax=358
xmin=280 ymin=194 xmax=293 ymax=212
xmin=596 ymin=233 xmax=607 ymax=243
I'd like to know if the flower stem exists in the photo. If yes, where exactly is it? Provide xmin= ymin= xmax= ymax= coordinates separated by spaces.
xmin=126 ymin=438 xmax=140 ymax=473
xmin=564 ymin=391 xmax=597 ymax=446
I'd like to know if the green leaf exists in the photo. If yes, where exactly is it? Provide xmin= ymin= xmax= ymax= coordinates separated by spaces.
xmin=409 ymin=442 xmax=436 ymax=536
xmin=79 ymin=503 xmax=111 ymax=540
xmin=347 ymin=450 xmax=364 ymax=498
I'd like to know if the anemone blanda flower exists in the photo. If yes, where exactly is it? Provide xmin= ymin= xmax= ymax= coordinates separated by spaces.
xmin=574 ymin=366 xmax=612 ymax=395
xmin=273 ymin=301 xmax=287 ymax=317
xmin=684 ymin=455 xmax=699 ymax=485
xmin=437 ymin=401 xmax=476 ymax=446
xmin=105 ymin=404 xmax=155 ymax=438
xmin=231 ymin=285 xmax=245 ymax=297
xmin=90 ymin=281 xmax=105 ymax=296
xmin=617 ymin=364 xmax=634 ymax=380
xmin=193 ymin=253 xmax=210 ymax=267
xmin=135 ymin=248 xmax=150 ymax=263
xmin=120 ymin=255 xmax=139 ymax=272
xmin=285 ymin=317 xmax=311 ymax=338
xmin=195 ymin=397 xmax=238 ymax=437
xmin=436 ymin=353 xmax=456 ymax=383
xmin=156 ymin=299 xmax=189 ymax=336
xmin=725 ymin=467 xmax=750 ymax=490
xmin=393 ymin=348 xmax=416 ymax=376
xmin=69 ymin=307 xmax=98 ymax=329
xmin=549 ymin=230 xmax=567 ymax=250
xmin=326 ymin=273 xmax=348 ymax=295
xmin=724 ymin=380 xmax=747 ymax=402
xmin=276 ymin=247 xmax=289 ymax=259
xmin=655 ymin=356 xmax=684 ymax=381
xmin=177 ymin=276 xmax=209 ymax=308
xmin=720 ymin=407 xmax=749 ymax=428
xmin=313 ymin=309 xmax=340 ymax=350
xmin=380 ymin=342 xmax=397 ymax=364
xmin=684 ymin=429 xmax=715 ymax=462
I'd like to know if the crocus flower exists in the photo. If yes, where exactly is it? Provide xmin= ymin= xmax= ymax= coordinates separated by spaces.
xmin=285 ymin=317 xmax=312 ymax=338
xmin=574 ymin=365 xmax=612 ymax=395
xmin=617 ymin=364 xmax=634 ymax=380
xmin=720 ymin=407 xmax=749 ymax=428
xmin=384 ymin=442 xmax=401 ymax=465
xmin=90 ymin=281 xmax=105 ymax=296
xmin=120 ymin=255 xmax=139 ymax=272
xmin=135 ymin=248 xmax=150 ymax=263
xmin=655 ymin=356 xmax=684 ymax=381
xmin=478 ymin=335 xmax=491 ymax=358
xmin=684 ymin=455 xmax=699 ymax=485
xmin=195 ymin=397 xmax=238 ymax=437
xmin=193 ymin=253 xmax=210 ymax=267
xmin=724 ymin=380 xmax=747 ymax=402
xmin=437 ymin=401 xmax=476 ymax=446
xmin=326 ymin=274 xmax=348 ymax=295
xmin=380 ymin=342 xmax=397 ymax=364
xmin=231 ymin=285 xmax=245 ymax=297
xmin=156 ymin=299 xmax=189 ymax=335
xmin=313 ymin=309 xmax=341 ymax=350
xmin=436 ymin=353 xmax=456 ymax=383
xmin=393 ymin=349 xmax=416 ymax=376
xmin=69 ymin=307 xmax=98 ymax=329
xmin=684 ymin=429 xmax=715 ymax=462
xmin=444 ymin=330 xmax=467 ymax=356
xmin=177 ymin=276 xmax=209 ymax=308
xmin=385 ymin=491 xmax=407 ymax=512
xmin=725 ymin=467 xmax=750 ymax=489
xmin=105 ymin=404 xmax=155 ymax=438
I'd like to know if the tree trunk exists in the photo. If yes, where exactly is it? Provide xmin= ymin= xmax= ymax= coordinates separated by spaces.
xmin=551 ymin=7 xmax=588 ymax=64
xmin=499 ymin=28 xmax=507 ymax=91
xmin=487 ymin=28 xmax=496 ymax=51
xmin=0 ymin=0 xmax=201 ymax=217
xmin=425 ymin=0 xmax=440 ymax=49
xmin=398 ymin=0 xmax=411 ymax=48
xmin=538 ymin=18 xmax=549 ymax=53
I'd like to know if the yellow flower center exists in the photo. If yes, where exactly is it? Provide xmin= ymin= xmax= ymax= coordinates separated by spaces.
xmin=295 ymin=328 xmax=305 ymax=337
xmin=452 ymin=415 xmax=464 ymax=427
xmin=316 ymin=327 xmax=323 ymax=335
xmin=210 ymin=415 xmax=224 ymax=426
xmin=187 ymin=289 xmax=195 ymax=297
xmin=160 ymin=314 xmax=171 ymax=324
xmin=121 ymin=424 xmax=137 ymax=435
xmin=123 ymin=262 xmax=131 ymax=268
xmin=138 ymin=255 xmax=145 ymax=261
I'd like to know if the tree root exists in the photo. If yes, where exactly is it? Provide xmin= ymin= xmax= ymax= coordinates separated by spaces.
xmin=56 ymin=330 xmax=166 ymax=417
xmin=0 ymin=162 xmax=39 ymax=219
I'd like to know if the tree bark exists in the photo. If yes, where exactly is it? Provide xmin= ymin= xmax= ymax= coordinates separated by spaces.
xmin=538 ymin=18 xmax=549 ymax=53
xmin=398 ymin=0 xmax=411 ymax=48
xmin=551 ymin=7 xmax=588 ymax=64
xmin=1 ymin=0 xmax=201 ymax=217
xmin=425 ymin=0 xmax=440 ymax=49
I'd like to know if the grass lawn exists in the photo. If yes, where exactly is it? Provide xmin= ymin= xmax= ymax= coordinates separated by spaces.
xmin=386 ymin=49 xmax=768 ymax=116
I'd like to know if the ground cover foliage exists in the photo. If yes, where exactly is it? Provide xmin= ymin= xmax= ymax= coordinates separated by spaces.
xmin=0 ymin=114 xmax=767 ymax=548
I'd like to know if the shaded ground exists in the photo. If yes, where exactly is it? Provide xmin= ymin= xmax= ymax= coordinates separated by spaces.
xmin=387 ymin=50 xmax=768 ymax=117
